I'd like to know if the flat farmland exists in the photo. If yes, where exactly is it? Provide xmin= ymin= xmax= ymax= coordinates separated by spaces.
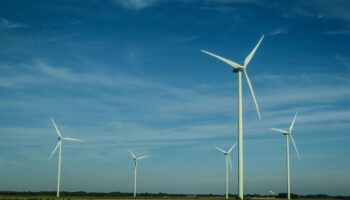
xmin=0 ymin=196 xmax=341 ymax=200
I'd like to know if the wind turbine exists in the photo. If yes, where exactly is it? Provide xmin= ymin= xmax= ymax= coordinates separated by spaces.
xmin=201 ymin=35 xmax=264 ymax=200
xmin=215 ymin=143 xmax=237 ymax=199
xmin=49 ymin=117 xmax=83 ymax=198
xmin=128 ymin=148 xmax=149 ymax=198
xmin=271 ymin=112 xmax=300 ymax=200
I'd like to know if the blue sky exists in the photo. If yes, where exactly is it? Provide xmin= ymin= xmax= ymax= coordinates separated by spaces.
xmin=0 ymin=0 xmax=349 ymax=196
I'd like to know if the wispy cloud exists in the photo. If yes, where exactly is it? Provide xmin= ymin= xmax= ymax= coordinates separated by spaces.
xmin=0 ymin=60 xmax=163 ymax=89
xmin=333 ymin=55 xmax=350 ymax=69
xmin=204 ymin=0 xmax=258 ymax=3
xmin=293 ymin=0 xmax=350 ymax=22
xmin=0 ymin=17 xmax=27 ymax=29
xmin=323 ymin=30 xmax=350 ymax=35
xmin=35 ymin=61 xmax=116 ymax=86
xmin=200 ymin=5 xmax=237 ymax=14
xmin=269 ymin=27 xmax=288 ymax=36
xmin=170 ymin=35 xmax=199 ymax=44
xmin=200 ymin=0 xmax=257 ymax=14
xmin=113 ymin=0 xmax=158 ymax=10
xmin=1 ymin=60 xmax=349 ymax=147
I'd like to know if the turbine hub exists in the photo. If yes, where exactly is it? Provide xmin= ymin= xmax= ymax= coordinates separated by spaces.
xmin=58 ymin=136 xmax=62 ymax=140
xmin=233 ymin=67 xmax=244 ymax=73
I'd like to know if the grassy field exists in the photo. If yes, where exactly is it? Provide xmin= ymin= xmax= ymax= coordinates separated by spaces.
xmin=0 ymin=197 xmax=221 ymax=200
xmin=0 ymin=196 xmax=342 ymax=200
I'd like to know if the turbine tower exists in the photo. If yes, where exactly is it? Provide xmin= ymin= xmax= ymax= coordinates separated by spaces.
xmin=128 ymin=148 xmax=148 ymax=198
xmin=201 ymin=35 xmax=264 ymax=200
xmin=271 ymin=112 xmax=300 ymax=200
xmin=215 ymin=143 xmax=237 ymax=199
xmin=49 ymin=117 xmax=83 ymax=197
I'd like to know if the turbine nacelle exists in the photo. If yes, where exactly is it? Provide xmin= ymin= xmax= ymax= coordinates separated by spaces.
xmin=233 ymin=67 xmax=244 ymax=73
xmin=270 ymin=128 xmax=291 ymax=135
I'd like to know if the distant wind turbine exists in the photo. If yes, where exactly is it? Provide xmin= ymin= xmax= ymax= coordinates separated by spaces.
xmin=49 ymin=117 xmax=83 ymax=198
xmin=201 ymin=35 xmax=264 ymax=200
xmin=271 ymin=112 xmax=300 ymax=200
xmin=128 ymin=148 xmax=149 ymax=198
xmin=215 ymin=143 xmax=237 ymax=199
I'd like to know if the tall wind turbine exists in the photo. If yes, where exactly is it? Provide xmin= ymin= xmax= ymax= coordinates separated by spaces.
xmin=201 ymin=35 xmax=264 ymax=200
xmin=128 ymin=148 xmax=148 ymax=198
xmin=215 ymin=143 xmax=237 ymax=199
xmin=49 ymin=117 xmax=83 ymax=198
xmin=271 ymin=112 xmax=300 ymax=200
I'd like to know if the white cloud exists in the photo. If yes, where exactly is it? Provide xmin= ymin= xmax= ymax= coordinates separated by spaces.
xmin=0 ymin=60 xmax=164 ymax=89
xmin=1 ymin=61 xmax=349 ymax=146
xmin=0 ymin=18 xmax=27 ymax=29
xmin=269 ymin=28 xmax=288 ymax=36
xmin=113 ymin=0 xmax=158 ymax=10
xmin=35 ymin=61 xmax=116 ymax=85
xmin=2 ymin=67 xmax=350 ymax=138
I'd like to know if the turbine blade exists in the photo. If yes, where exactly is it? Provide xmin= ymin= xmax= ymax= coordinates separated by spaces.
xmin=289 ymin=112 xmax=298 ymax=132
xmin=228 ymin=155 xmax=233 ymax=172
xmin=215 ymin=146 xmax=226 ymax=154
xmin=50 ymin=117 xmax=62 ymax=138
xmin=228 ymin=143 xmax=237 ymax=154
xmin=49 ymin=141 xmax=61 ymax=160
xmin=201 ymin=50 xmax=242 ymax=69
xmin=290 ymin=134 xmax=300 ymax=160
xmin=244 ymin=35 xmax=264 ymax=68
xmin=270 ymin=128 xmax=287 ymax=134
xmin=62 ymin=137 xmax=83 ymax=142
xmin=244 ymin=70 xmax=261 ymax=120
xmin=137 ymin=155 xmax=149 ymax=160
xmin=128 ymin=148 xmax=137 ymax=159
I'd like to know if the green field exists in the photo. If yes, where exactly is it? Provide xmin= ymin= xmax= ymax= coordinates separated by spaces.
xmin=0 ymin=196 xmax=342 ymax=200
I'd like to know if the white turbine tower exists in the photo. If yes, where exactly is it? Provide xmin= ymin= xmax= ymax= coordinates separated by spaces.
xmin=271 ymin=112 xmax=300 ymax=200
xmin=128 ymin=148 xmax=149 ymax=198
xmin=201 ymin=35 xmax=264 ymax=200
xmin=215 ymin=143 xmax=237 ymax=199
xmin=49 ymin=117 xmax=83 ymax=198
